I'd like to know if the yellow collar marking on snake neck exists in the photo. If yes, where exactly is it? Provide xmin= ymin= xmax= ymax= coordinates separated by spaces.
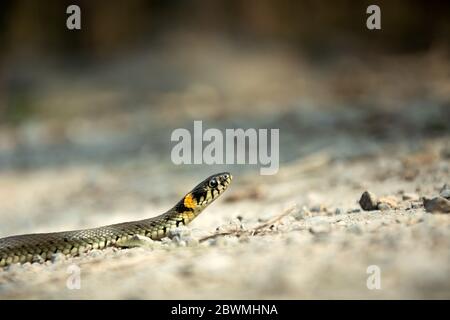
xmin=183 ymin=193 xmax=197 ymax=209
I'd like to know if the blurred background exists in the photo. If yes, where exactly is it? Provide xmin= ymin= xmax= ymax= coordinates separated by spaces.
xmin=1 ymin=0 xmax=449 ymax=166
xmin=0 ymin=0 xmax=449 ymax=299
xmin=0 ymin=0 xmax=449 ymax=226
xmin=1 ymin=1 xmax=449 ymax=149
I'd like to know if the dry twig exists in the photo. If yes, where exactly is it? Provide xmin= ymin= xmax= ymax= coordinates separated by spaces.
xmin=199 ymin=206 xmax=297 ymax=243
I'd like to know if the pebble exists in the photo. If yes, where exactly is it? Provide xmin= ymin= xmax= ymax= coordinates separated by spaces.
xmin=347 ymin=208 xmax=361 ymax=213
xmin=167 ymin=226 xmax=199 ymax=246
xmin=291 ymin=206 xmax=308 ymax=220
xmin=310 ymin=205 xmax=326 ymax=213
xmin=168 ymin=226 xmax=192 ymax=239
xmin=359 ymin=191 xmax=399 ymax=211
xmin=439 ymin=184 xmax=450 ymax=199
xmin=423 ymin=197 xmax=450 ymax=213
xmin=359 ymin=191 xmax=378 ymax=211
xmin=172 ymin=235 xmax=198 ymax=247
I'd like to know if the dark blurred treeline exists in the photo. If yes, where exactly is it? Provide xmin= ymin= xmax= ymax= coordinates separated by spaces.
xmin=1 ymin=0 xmax=449 ymax=61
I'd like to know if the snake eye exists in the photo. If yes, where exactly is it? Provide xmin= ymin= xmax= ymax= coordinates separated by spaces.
xmin=208 ymin=178 xmax=218 ymax=188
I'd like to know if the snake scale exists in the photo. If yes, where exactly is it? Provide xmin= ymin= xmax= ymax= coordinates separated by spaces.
xmin=0 ymin=172 xmax=232 ymax=267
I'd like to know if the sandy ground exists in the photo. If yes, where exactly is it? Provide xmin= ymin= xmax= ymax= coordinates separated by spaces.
xmin=0 ymin=45 xmax=449 ymax=299
xmin=0 ymin=136 xmax=448 ymax=299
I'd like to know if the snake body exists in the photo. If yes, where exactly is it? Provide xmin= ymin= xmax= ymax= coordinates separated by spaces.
xmin=0 ymin=172 xmax=231 ymax=267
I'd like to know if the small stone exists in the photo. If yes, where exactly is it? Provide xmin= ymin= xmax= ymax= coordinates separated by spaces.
xmin=423 ymin=196 xmax=450 ymax=213
xmin=310 ymin=205 xmax=326 ymax=213
xmin=167 ymin=226 xmax=199 ymax=247
xmin=167 ymin=226 xmax=192 ymax=239
xmin=359 ymin=191 xmax=378 ymax=211
xmin=439 ymin=184 xmax=450 ymax=199
xmin=291 ymin=206 xmax=308 ymax=221
xmin=335 ymin=208 xmax=343 ymax=215
xmin=347 ymin=208 xmax=361 ymax=213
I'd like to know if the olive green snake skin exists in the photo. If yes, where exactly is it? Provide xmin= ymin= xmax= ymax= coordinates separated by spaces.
xmin=0 ymin=173 xmax=232 ymax=267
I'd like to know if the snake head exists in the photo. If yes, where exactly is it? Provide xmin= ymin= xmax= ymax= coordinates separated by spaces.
xmin=180 ymin=172 xmax=232 ymax=213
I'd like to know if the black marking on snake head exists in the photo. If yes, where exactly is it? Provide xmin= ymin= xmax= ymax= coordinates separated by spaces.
xmin=184 ymin=172 xmax=232 ymax=207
